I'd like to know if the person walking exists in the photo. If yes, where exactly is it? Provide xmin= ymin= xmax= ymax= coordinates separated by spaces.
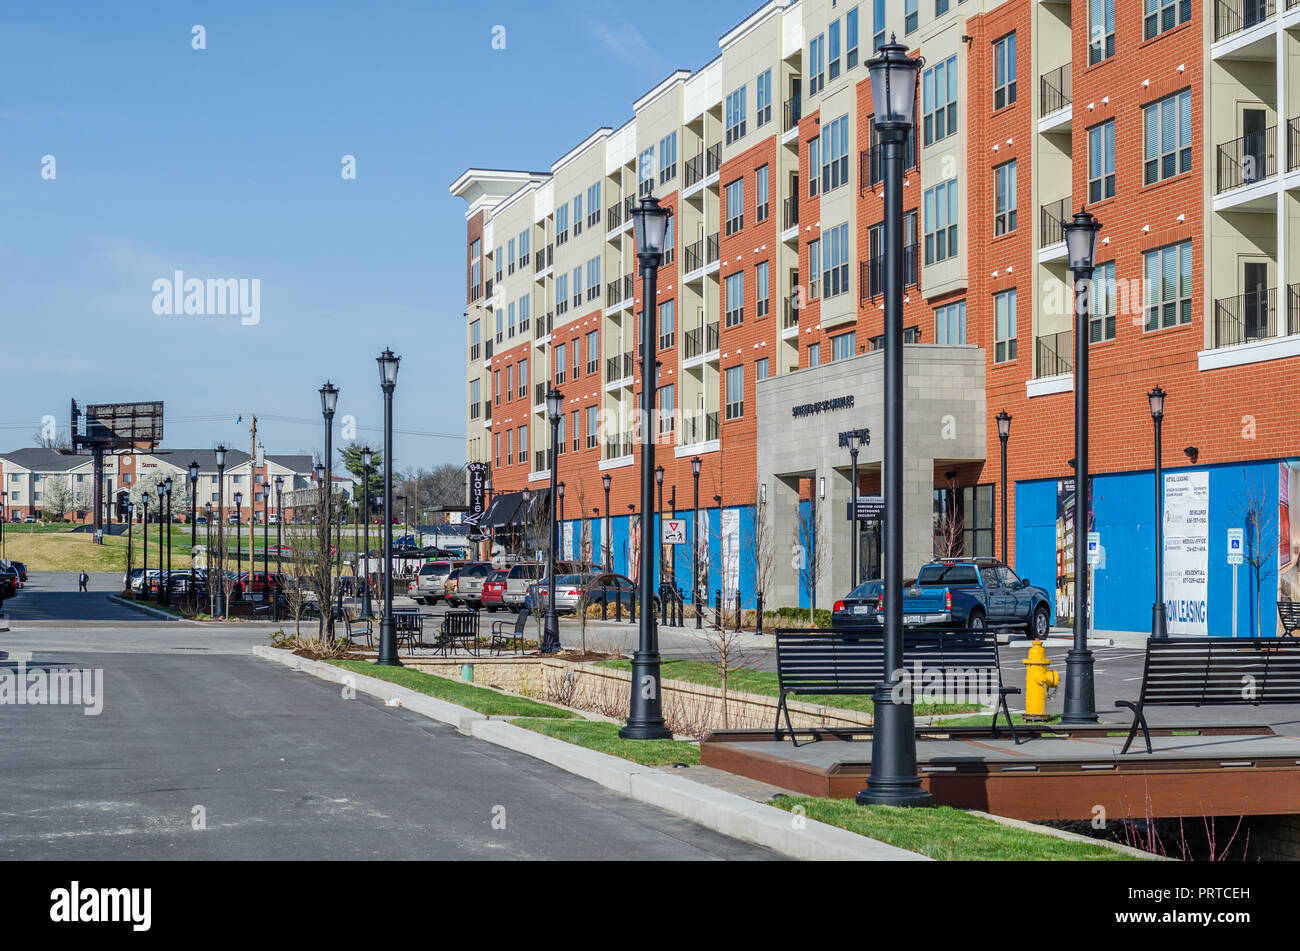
xmin=78 ymin=570 xmax=89 ymax=592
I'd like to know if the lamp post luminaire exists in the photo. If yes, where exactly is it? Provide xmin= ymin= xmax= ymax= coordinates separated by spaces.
xmin=214 ymin=445 xmax=228 ymax=619
xmin=691 ymin=455 xmax=702 ymax=629
xmin=847 ymin=433 xmax=861 ymax=590
xmin=376 ymin=349 xmax=403 ymax=667
xmin=233 ymin=490 xmax=243 ymax=591
xmin=275 ymin=475 xmax=284 ymax=620
xmin=602 ymin=473 xmax=612 ymax=572
xmin=858 ymin=37 xmax=931 ymax=807
xmin=361 ymin=447 xmax=373 ymax=617
xmin=620 ymin=192 xmax=672 ymax=741
xmin=996 ymin=412 xmax=1011 ymax=564
xmin=541 ymin=388 xmax=563 ymax=655
xmin=189 ymin=461 xmax=199 ymax=611
xmin=1059 ymin=205 xmax=1103 ymax=725
xmin=320 ymin=381 xmax=339 ymax=637
xmin=1149 ymin=386 xmax=1168 ymax=640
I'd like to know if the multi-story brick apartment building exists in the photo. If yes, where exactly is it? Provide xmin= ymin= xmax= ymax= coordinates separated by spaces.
xmin=453 ymin=0 xmax=1300 ymax=636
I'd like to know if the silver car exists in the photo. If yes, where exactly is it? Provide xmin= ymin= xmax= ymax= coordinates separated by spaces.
xmin=413 ymin=560 xmax=463 ymax=605
xmin=449 ymin=562 xmax=493 ymax=607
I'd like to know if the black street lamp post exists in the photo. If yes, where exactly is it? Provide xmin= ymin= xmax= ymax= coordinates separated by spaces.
xmin=859 ymin=37 xmax=931 ymax=807
xmin=542 ymin=388 xmax=563 ymax=654
xmin=847 ymin=433 xmax=861 ymax=589
xmin=214 ymin=445 xmax=227 ymax=619
xmin=261 ymin=479 xmax=270 ymax=605
xmin=163 ymin=477 xmax=173 ymax=605
xmin=1060 ymin=205 xmax=1103 ymax=725
xmin=621 ymin=192 xmax=672 ymax=740
xmin=376 ymin=349 xmax=402 ymax=667
xmin=997 ymin=412 xmax=1012 ymax=564
xmin=204 ymin=503 xmax=212 ymax=613
xmin=691 ymin=456 xmax=702 ymax=629
xmin=1149 ymin=386 xmax=1168 ymax=640
xmin=320 ymin=381 xmax=338 ymax=636
xmin=233 ymin=491 xmax=243 ymax=596
xmin=142 ymin=493 xmax=149 ymax=600
xmin=602 ymin=473 xmax=612 ymax=572
xmin=189 ymin=461 xmax=199 ymax=611
xmin=156 ymin=483 xmax=165 ymax=603
xmin=361 ymin=448 xmax=373 ymax=617
xmin=274 ymin=475 xmax=284 ymax=620
xmin=655 ymin=465 xmax=665 ymax=607
xmin=126 ymin=502 xmax=134 ymax=592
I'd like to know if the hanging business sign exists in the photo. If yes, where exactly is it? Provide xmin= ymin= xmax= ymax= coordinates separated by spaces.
xmin=847 ymin=495 xmax=885 ymax=523
xmin=465 ymin=463 xmax=489 ymax=542
xmin=1164 ymin=471 xmax=1209 ymax=635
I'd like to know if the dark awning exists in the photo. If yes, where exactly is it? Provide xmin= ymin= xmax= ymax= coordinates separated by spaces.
xmin=480 ymin=489 xmax=551 ymax=528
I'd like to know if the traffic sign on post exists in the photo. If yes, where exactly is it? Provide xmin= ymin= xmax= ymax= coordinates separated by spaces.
xmin=661 ymin=518 xmax=687 ymax=545
xmin=1087 ymin=532 xmax=1101 ymax=567
xmin=1227 ymin=528 xmax=1244 ymax=566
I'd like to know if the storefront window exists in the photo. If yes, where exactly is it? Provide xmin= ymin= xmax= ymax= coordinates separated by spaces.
xmin=933 ymin=483 xmax=995 ymax=558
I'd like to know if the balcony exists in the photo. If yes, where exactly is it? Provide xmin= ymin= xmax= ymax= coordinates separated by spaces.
xmin=535 ymin=382 xmax=546 ymax=406
xmin=1214 ymin=288 xmax=1276 ymax=348
xmin=1289 ymin=117 xmax=1300 ymax=172
xmin=783 ymin=195 xmax=799 ymax=232
xmin=1217 ymin=125 xmax=1277 ymax=194
xmin=1034 ymin=330 xmax=1073 ymax=379
xmin=535 ymin=450 xmax=552 ymax=473
xmin=603 ymin=435 xmax=633 ymax=461
xmin=684 ymin=152 xmax=703 ymax=189
xmin=782 ymin=296 xmax=799 ymax=331
xmin=684 ymin=238 xmax=703 ymax=273
xmin=1039 ymin=63 xmax=1072 ymax=120
xmin=706 ymin=144 xmax=720 ymax=176
xmin=859 ymin=135 xmax=918 ymax=192
xmin=706 ymin=232 xmax=719 ymax=265
xmin=860 ymin=245 xmax=920 ymax=300
xmin=783 ymin=95 xmax=802 ymax=133
xmin=607 ymin=202 xmax=623 ymax=232
xmin=606 ymin=352 xmax=634 ymax=383
xmin=1290 ymin=284 xmax=1300 ymax=335
xmin=1214 ymin=0 xmax=1274 ymax=42
xmin=534 ymin=312 xmax=552 ymax=340
xmin=484 ymin=401 xmax=492 ymax=421
xmin=484 ymin=278 xmax=494 ymax=302
xmin=484 ymin=339 xmax=494 ymax=359
xmin=1040 ymin=196 xmax=1070 ymax=253
xmin=681 ymin=411 xmax=719 ymax=446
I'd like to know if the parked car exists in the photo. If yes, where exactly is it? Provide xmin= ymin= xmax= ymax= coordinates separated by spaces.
xmin=24 ymin=515 xmax=35 ymax=523
xmin=898 ymin=558 xmax=1052 ymax=636
xmin=441 ymin=567 xmax=464 ymax=604
xmin=232 ymin=571 xmax=287 ymax=599
xmin=0 ymin=563 xmax=19 ymax=603
xmin=413 ymin=560 xmax=464 ymax=605
xmin=123 ymin=567 xmax=146 ymax=592
xmin=831 ymin=580 xmax=888 ymax=633
xmin=527 ymin=573 xmax=659 ymax=616
xmin=480 ymin=569 xmax=509 ymax=611
xmin=501 ymin=561 xmax=582 ymax=611
xmin=449 ymin=562 xmax=493 ymax=608
xmin=10 ymin=561 xmax=27 ymax=583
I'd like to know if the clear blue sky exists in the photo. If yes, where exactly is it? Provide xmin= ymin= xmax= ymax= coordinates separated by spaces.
xmin=0 ymin=0 xmax=728 ymax=471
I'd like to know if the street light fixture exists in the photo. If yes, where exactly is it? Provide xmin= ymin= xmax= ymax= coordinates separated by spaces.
xmin=261 ymin=479 xmax=270 ymax=607
xmin=1060 ymin=205 xmax=1103 ymax=725
xmin=376 ymin=348 xmax=402 ymax=667
xmin=274 ymin=474 xmax=284 ymax=620
xmin=188 ymin=460 xmax=199 ymax=611
xmin=232 ymin=490 xmax=243 ymax=593
xmin=1149 ymin=386 xmax=1168 ymax=640
xmin=691 ymin=456 xmax=702 ymax=630
xmin=859 ymin=35 xmax=931 ymax=808
xmin=996 ymin=412 xmax=1012 ymax=564
xmin=163 ymin=477 xmax=173 ymax=605
xmin=655 ymin=464 xmax=665 ymax=605
xmin=215 ymin=445 xmax=228 ymax=618
xmin=542 ymin=387 xmax=564 ymax=654
xmin=320 ymin=381 xmax=338 ymax=639
xmin=847 ymin=432 xmax=861 ymax=590
xmin=622 ymin=191 xmax=672 ymax=741
xmin=557 ymin=481 xmax=566 ymax=552
xmin=602 ymin=473 xmax=612 ymax=572
xmin=156 ymin=482 xmax=166 ymax=603
xmin=360 ymin=447 xmax=373 ymax=617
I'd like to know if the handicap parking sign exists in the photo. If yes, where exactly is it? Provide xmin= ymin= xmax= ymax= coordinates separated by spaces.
xmin=1228 ymin=528 xmax=1244 ymax=566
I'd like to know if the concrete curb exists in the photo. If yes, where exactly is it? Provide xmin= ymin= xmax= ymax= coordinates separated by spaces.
xmin=107 ymin=595 xmax=185 ymax=622
xmin=966 ymin=810 xmax=1171 ymax=861
xmin=252 ymin=645 xmax=928 ymax=861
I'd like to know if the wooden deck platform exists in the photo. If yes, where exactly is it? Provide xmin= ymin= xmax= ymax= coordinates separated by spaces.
xmin=699 ymin=724 xmax=1300 ymax=821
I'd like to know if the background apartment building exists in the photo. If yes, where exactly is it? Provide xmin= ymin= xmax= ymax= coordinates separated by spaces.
xmin=454 ymin=0 xmax=1300 ymax=636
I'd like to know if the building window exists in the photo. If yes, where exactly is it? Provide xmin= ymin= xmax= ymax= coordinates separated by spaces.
xmin=922 ymin=56 xmax=958 ymax=146
xmin=1145 ymin=0 xmax=1190 ymax=40
xmin=755 ymin=261 xmax=770 ymax=318
xmin=994 ymin=160 xmax=1017 ymax=236
xmin=934 ymin=301 xmax=967 ymax=344
xmin=556 ymin=205 xmax=569 ymax=245
xmin=807 ymin=343 xmax=821 ymax=367
xmin=519 ymin=357 xmax=528 ymax=398
xmin=555 ymin=413 xmax=566 ymax=456
xmin=829 ymin=18 xmax=842 ymax=81
xmin=659 ymin=300 xmax=676 ymax=349
xmin=639 ymin=146 xmax=655 ymax=196
xmin=1089 ymin=0 xmax=1115 ymax=64
xmin=725 ymin=178 xmax=744 ymax=235
xmin=756 ymin=69 xmax=772 ymax=127
xmin=924 ymin=179 xmax=959 ymax=265
xmin=572 ymin=266 xmax=582 ymax=309
xmin=659 ymin=384 xmax=676 ymax=435
xmin=506 ymin=430 xmax=513 ymax=466
xmin=821 ymin=115 xmax=849 ymax=193
xmin=587 ymin=330 xmax=599 ymax=373
xmin=1144 ymin=89 xmax=1192 ymax=185
xmin=519 ymin=296 xmax=530 ymax=334
xmin=572 ymin=337 xmax=581 ymax=378
xmin=809 ymin=34 xmax=825 ymax=96
xmin=658 ymin=132 xmax=677 ymax=185
xmin=822 ymin=223 xmax=849 ymax=298
xmin=725 ymin=365 xmax=744 ymax=420
xmin=470 ymin=239 xmax=482 ymax=293
xmin=505 ymin=365 xmax=513 ymax=402
xmin=586 ymin=185 xmax=600 ymax=228
xmin=572 ymin=410 xmax=580 ymax=453
xmin=1144 ymin=241 xmax=1193 ymax=331
xmin=726 ymin=86 xmax=747 ymax=145
xmin=808 ymin=239 xmax=821 ymax=299
xmin=994 ymin=289 xmax=1017 ymax=363
xmin=936 ymin=0 xmax=950 ymax=14
xmin=1091 ymin=262 xmax=1117 ymax=342
xmin=756 ymin=357 xmax=770 ymax=381
xmin=808 ymin=136 xmax=821 ymax=196
xmin=831 ymin=331 xmax=856 ymax=361
xmin=573 ymin=195 xmax=583 ymax=237
xmin=586 ymin=257 xmax=601 ymax=302
xmin=586 ymin=406 xmax=599 ymax=449
xmin=725 ymin=271 xmax=745 ymax=327
xmin=935 ymin=484 xmax=995 ymax=557
xmin=849 ymin=7 xmax=863 ymax=66
xmin=519 ymin=425 xmax=528 ymax=464
xmin=756 ymin=165 xmax=770 ymax=222
xmin=905 ymin=0 xmax=919 ymax=35
xmin=993 ymin=33 xmax=1017 ymax=110
xmin=554 ymin=343 xmax=566 ymax=384
xmin=1089 ymin=121 xmax=1116 ymax=202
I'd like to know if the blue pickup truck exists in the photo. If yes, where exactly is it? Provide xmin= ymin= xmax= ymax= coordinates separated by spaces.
xmin=832 ymin=558 xmax=1052 ymax=637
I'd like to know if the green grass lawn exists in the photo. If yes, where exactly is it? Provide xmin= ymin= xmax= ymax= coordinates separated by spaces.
xmin=768 ymin=797 xmax=1143 ymax=861
xmin=595 ymin=658 xmax=981 ymax=716
xmin=327 ymin=659 xmax=576 ymax=719
xmin=512 ymin=718 xmax=700 ymax=766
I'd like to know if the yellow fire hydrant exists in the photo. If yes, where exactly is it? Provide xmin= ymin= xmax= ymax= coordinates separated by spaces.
xmin=1023 ymin=640 xmax=1059 ymax=722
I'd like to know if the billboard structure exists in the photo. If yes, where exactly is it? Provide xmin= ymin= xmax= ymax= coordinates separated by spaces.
xmin=70 ymin=400 xmax=164 ymax=534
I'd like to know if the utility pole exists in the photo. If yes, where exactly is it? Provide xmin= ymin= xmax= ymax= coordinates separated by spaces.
xmin=249 ymin=417 xmax=257 ymax=591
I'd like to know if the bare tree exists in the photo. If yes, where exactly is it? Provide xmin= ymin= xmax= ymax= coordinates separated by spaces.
xmin=933 ymin=474 xmax=965 ymax=559
xmin=691 ymin=623 xmax=756 ymax=728
xmin=746 ymin=489 xmax=777 ymax=624
xmin=279 ymin=520 xmax=318 ymax=639
xmin=1234 ymin=471 xmax=1277 ymax=638
xmin=796 ymin=490 xmax=826 ymax=623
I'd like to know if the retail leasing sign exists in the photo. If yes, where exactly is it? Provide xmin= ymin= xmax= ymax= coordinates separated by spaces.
xmin=1164 ymin=471 xmax=1209 ymax=635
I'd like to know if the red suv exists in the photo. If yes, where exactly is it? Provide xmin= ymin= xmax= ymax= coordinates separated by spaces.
xmin=480 ymin=569 xmax=509 ymax=611
xmin=233 ymin=572 xmax=287 ymax=599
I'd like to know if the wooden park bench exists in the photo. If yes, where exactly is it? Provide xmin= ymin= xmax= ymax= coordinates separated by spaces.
xmin=1278 ymin=602 xmax=1300 ymax=638
xmin=1116 ymin=636 xmax=1300 ymax=754
xmin=773 ymin=628 xmax=1021 ymax=747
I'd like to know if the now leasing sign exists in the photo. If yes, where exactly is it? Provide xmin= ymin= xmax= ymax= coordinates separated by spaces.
xmin=1164 ymin=471 xmax=1209 ymax=635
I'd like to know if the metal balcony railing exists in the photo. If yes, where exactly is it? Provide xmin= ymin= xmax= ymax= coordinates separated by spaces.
xmin=784 ymin=95 xmax=802 ymax=132
xmin=1040 ymin=62 xmax=1072 ymax=118
xmin=684 ymin=238 xmax=703 ymax=272
xmin=680 ymin=412 xmax=720 ymax=446
xmin=683 ymin=327 xmax=702 ymax=359
xmin=706 ymin=233 xmax=719 ymax=265
xmin=607 ymin=279 xmax=623 ymax=309
xmin=535 ymin=450 xmax=551 ymax=472
xmin=783 ymin=296 xmax=799 ymax=330
xmin=484 ymin=278 xmax=494 ymax=301
xmin=607 ymin=202 xmax=623 ymax=232
xmin=1290 ymin=283 xmax=1300 ymax=334
xmin=1289 ymin=117 xmax=1300 ymax=172
xmin=1034 ymin=330 xmax=1073 ymax=379
xmin=684 ymin=152 xmax=703 ymax=189
xmin=1215 ymin=0 xmax=1275 ymax=41
xmin=860 ymin=133 xmax=918 ymax=191
xmin=484 ymin=339 xmax=494 ymax=359
xmin=861 ymin=244 xmax=920 ymax=300
xmin=484 ymin=401 xmax=492 ymax=421
xmin=1214 ymin=288 xmax=1276 ymax=347
xmin=1217 ymin=125 xmax=1277 ymax=193
xmin=535 ymin=383 xmax=546 ymax=405
xmin=706 ymin=322 xmax=719 ymax=352
xmin=706 ymin=144 xmax=721 ymax=176
xmin=783 ymin=195 xmax=798 ymax=230
xmin=1041 ymin=196 xmax=1071 ymax=248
